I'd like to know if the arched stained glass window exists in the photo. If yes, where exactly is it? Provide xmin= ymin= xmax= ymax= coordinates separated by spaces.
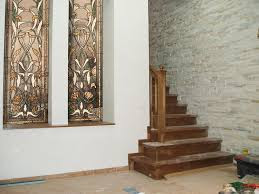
xmin=4 ymin=0 xmax=49 ymax=124
xmin=68 ymin=0 xmax=103 ymax=122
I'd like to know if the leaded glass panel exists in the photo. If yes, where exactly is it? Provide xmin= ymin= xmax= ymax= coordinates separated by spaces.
xmin=4 ymin=0 xmax=49 ymax=124
xmin=68 ymin=0 xmax=103 ymax=122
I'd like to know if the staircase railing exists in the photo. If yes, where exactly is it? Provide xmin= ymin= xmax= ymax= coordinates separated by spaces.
xmin=149 ymin=65 xmax=166 ymax=142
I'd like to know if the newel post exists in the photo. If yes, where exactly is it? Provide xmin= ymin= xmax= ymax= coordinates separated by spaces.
xmin=157 ymin=65 xmax=166 ymax=142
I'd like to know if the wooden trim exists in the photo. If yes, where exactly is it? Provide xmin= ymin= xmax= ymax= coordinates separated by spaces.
xmin=150 ymin=65 xmax=167 ymax=142
xmin=0 ymin=166 xmax=129 ymax=184
xmin=4 ymin=121 xmax=115 ymax=130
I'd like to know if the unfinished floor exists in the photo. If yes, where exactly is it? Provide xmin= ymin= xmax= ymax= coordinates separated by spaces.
xmin=0 ymin=164 xmax=238 ymax=194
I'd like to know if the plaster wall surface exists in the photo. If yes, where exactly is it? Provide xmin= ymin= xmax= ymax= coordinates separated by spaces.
xmin=0 ymin=0 xmax=149 ymax=179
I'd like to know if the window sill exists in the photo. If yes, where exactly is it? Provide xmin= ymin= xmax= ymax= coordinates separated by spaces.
xmin=3 ymin=121 xmax=115 ymax=130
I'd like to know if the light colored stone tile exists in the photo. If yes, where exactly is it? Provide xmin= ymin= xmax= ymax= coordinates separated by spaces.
xmin=149 ymin=0 xmax=259 ymax=155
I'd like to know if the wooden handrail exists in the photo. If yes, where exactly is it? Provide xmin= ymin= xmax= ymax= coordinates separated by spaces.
xmin=149 ymin=65 xmax=166 ymax=142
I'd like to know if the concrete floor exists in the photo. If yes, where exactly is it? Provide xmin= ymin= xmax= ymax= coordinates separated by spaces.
xmin=0 ymin=164 xmax=238 ymax=194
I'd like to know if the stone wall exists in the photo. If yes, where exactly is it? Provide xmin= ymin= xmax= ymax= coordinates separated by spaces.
xmin=149 ymin=0 xmax=259 ymax=154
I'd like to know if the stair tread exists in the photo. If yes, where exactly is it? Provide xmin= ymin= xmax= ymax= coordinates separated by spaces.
xmin=143 ymin=137 xmax=222 ymax=148
xmin=130 ymin=151 xmax=233 ymax=167
xmin=167 ymin=104 xmax=187 ymax=107
xmin=166 ymin=114 xmax=197 ymax=118
xmin=149 ymin=125 xmax=208 ymax=131
xmin=164 ymin=125 xmax=208 ymax=131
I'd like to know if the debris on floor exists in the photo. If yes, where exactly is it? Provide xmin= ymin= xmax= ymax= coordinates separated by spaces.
xmin=219 ymin=183 xmax=237 ymax=193
xmin=235 ymin=154 xmax=259 ymax=178
xmin=123 ymin=187 xmax=145 ymax=194
xmin=219 ymin=175 xmax=259 ymax=194
xmin=241 ymin=175 xmax=259 ymax=184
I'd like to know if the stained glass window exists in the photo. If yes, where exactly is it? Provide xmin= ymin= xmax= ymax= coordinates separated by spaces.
xmin=4 ymin=0 xmax=49 ymax=124
xmin=68 ymin=0 xmax=103 ymax=122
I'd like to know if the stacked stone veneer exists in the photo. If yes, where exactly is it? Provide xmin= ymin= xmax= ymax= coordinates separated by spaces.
xmin=149 ymin=0 xmax=259 ymax=154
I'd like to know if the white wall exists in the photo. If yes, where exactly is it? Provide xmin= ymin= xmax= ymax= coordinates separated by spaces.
xmin=0 ymin=0 xmax=149 ymax=180
xmin=103 ymin=0 xmax=115 ymax=122
xmin=48 ymin=0 xmax=69 ymax=125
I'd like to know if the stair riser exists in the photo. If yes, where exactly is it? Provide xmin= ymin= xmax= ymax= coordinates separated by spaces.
xmin=167 ymin=106 xmax=187 ymax=114
xmin=157 ymin=155 xmax=233 ymax=179
xmin=166 ymin=117 xmax=196 ymax=126
xmin=130 ymin=155 xmax=233 ymax=180
xmin=163 ymin=130 xmax=208 ymax=141
xmin=138 ymin=139 xmax=150 ymax=153
xmin=129 ymin=159 xmax=158 ymax=179
xmin=166 ymin=96 xmax=177 ymax=104
xmin=128 ymin=153 xmax=144 ymax=170
xmin=150 ymin=129 xmax=208 ymax=142
xmin=144 ymin=142 xmax=221 ymax=161
xmin=149 ymin=131 xmax=158 ymax=141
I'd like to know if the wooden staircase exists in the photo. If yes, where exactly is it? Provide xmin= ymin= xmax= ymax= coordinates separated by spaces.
xmin=128 ymin=65 xmax=234 ymax=180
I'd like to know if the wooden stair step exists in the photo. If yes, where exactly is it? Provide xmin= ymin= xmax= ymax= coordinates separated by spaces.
xmin=166 ymin=114 xmax=197 ymax=118
xmin=143 ymin=138 xmax=222 ymax=161
xmin=166 ymin=95 xmax=178 ymax=104
xmin=165 ymin=125 xmax=208 ymax=131
xmin=132 ymin=70 xmax=233 ymax=180
xmin=149 ymin=125 xmax=208 ymax=141
xmin=129 ymin=151 xmax=234 ymax=180
xmin=166 ymin=114 xmax=197 ymax=126
xmin=143 ymin=137 xmax=221 ymax=147
xmin=138 ymin=139 xmax=151 ymax=153
xmin=166 ymin=104 xmax=187 ymax=114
